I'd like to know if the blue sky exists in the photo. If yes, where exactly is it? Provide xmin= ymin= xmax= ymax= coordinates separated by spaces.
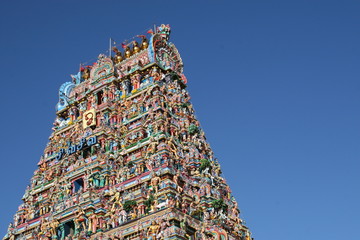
xmin=0 ymin=0 xmax=359 ymax=239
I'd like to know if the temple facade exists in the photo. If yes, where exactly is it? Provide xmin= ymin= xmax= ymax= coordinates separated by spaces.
xmin=4 ymin=24 xmax=251 ymax=240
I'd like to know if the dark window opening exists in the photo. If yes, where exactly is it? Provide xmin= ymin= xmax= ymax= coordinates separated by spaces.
xmin=57 ymin=220 xmax=75 ymax=239
xmin=97 ymin=90 xmax=103 ymax=105
xmin=83 ymin=147 xmax=91 ymax=159
xmin=64 ymin=220 xmax=75 ymax=237
xmin=73 ymin=178 xmax=84 ymax=193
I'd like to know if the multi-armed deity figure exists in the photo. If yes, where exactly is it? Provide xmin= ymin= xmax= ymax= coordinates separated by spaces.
xmin=4 ymin=24 xmax=252 ymax=240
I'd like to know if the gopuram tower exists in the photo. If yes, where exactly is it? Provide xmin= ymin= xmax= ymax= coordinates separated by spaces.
xmin=4 ymin=25 xmax=251 ymax=240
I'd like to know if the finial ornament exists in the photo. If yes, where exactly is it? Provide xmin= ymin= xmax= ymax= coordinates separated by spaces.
xmin=112 ymin=47 xmax=123 ymax=63
xmin=132 ymin=41 xmax=141 ymax=54
xmin=125 ymin=46 xmax=132 ymax=58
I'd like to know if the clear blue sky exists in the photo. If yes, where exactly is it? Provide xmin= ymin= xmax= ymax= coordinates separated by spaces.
xmin=0 ymin=1 xmax=359 ymax=239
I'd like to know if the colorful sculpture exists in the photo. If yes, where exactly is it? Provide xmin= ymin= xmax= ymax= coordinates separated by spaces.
xmin=4 ymin=24 xmax=252 ymax=240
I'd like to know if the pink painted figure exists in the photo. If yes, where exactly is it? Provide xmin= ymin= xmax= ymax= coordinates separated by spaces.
xmin=131 ymin=73 xmax=141 ymax=90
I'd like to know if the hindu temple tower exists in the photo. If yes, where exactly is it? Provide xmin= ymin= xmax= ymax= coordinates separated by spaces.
xmin=4 ymin=24 xmax=252 ymax=240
